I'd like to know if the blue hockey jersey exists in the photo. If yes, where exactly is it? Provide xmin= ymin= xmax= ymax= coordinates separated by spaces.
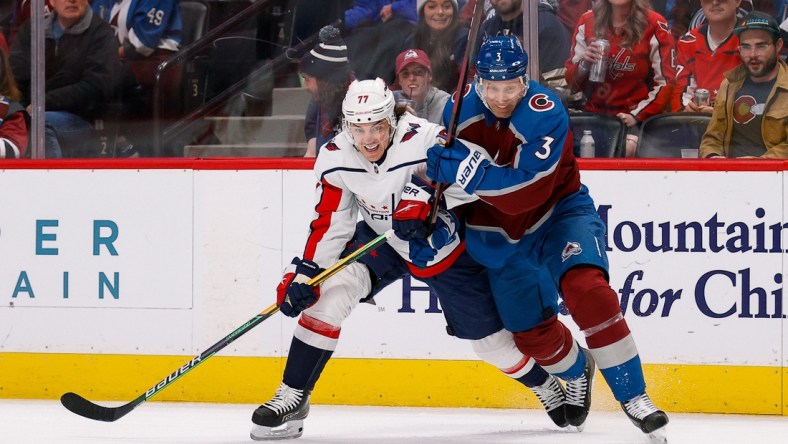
xmin=93 ymin=0 xmax=182 ymax=56
xmin=444 ymin=81 xmax=591 ymax=266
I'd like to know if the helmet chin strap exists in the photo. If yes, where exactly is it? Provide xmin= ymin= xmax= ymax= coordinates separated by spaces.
xmin=475 ymin=75 xmax=529 ymax=115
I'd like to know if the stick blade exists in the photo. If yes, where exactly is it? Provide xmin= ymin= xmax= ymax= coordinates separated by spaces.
xmin=61 ymin=392 xmax=133 ymax=422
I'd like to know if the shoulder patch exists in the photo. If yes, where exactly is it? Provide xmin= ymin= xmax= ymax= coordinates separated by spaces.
xmin=657 ymin=20 xmax=670 ymax=33
xmin=679 ymin=33 xmax=696 ymax=44
xmin=324 ymin=141 xmax=340 ymax=151
xmin=400 ymin=122 xmax=421 ymax=143
xmin=528 ymin=93 xmax=555 ymax=112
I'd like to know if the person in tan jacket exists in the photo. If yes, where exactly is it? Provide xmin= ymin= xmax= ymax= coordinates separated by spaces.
xmin=700 ymin=11 xmax=788 ymax=159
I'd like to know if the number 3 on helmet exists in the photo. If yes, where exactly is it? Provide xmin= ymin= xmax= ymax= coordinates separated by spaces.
xmin=475 ymin=35 xmax=529 ymax=81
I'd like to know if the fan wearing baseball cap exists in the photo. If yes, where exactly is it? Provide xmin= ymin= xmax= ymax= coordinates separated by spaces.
xmin=700 ymin=11 xmax=788 ymax=158
xmin=393 ymin=49 xmax=450 ymax=124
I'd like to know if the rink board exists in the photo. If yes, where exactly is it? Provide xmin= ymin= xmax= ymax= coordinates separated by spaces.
xmin=0 ymin=158 xmax=786 ymax=415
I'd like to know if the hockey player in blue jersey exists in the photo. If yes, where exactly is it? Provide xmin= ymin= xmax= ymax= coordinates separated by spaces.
xmin=422 ymin=35 xmax=669 ymax=441
xmin=249 ymin=78 xmax=570 ymax=440
xmin=92 ymin=0 xmax=182 ymax=60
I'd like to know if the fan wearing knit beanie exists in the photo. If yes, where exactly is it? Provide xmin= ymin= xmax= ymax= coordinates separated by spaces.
xmin=299 ymin=26 xmax=353 ymax=158
xmin=401 ymin=0 xmax=469 ymax=93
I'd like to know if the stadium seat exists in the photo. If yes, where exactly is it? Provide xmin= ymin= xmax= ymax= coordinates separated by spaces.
xmin=181 ymin=0 xmax=210 ymax=46
xmin=635 ymin=112 xmax=711 ymax=158
xmin=569 ymin=112 xmax=627 ymax=158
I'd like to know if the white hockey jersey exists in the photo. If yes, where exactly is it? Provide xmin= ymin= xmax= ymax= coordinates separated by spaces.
xmin=303 ymin=113 xmax=478 ymax=278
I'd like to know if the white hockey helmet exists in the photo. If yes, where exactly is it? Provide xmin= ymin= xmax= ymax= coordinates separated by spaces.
xmin=342 ymin=78 xmax=397 ymax=132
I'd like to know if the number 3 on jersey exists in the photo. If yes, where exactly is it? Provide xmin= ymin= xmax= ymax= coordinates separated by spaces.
xmin=535 ymin=136 xmax=554 ymax=160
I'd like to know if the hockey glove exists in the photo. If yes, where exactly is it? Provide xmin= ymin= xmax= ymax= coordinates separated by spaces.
xmin=276 ymin=257 xmax=324 ymax=317
xmin=426 ymin=139 xmax=489 ymax=194
xmin=409 ymin=238 xmax=437 ymax=268
xmin=392 ymin=175 xmax=435 ymax=241
xmin=409 ymin=209 xmax=458 ymax=267
xmin=428 ymin=208 xmax=459 ymax=250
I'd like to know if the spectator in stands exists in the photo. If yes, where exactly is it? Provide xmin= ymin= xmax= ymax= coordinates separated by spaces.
xmin=300 ymin=25 xmax=352 ymax=158
xmin=564 ymin=0 xmax=675 ymax=157
xmin=700 ymin=11 xmax=788 ymax=158
xmin=459 ymin=0 xmax=494 ymax=26
xmin=0 ymin=45 xmax=28 ymax=159
xmin=663 ymin=1 xmax=703 ymax=40
xmin=92 ymin=0 xmax=182 ymax=92
xmin=392 ymin=48 xmax=450 ymax=123
xmin=674 ymin=0 xmax=742 ymax=113
xmin=344 ymin=0 xmax=418 ymax=83
xmin=402 ymin=0 xmax=469 ymax=93
xmin=7 ymin=0 xmax=53 ymax=44
xmin=557 ymin=0 xmax=593 ymax=36
xmin=475 ymin=0 xmax=572 ymax=95
xmin=9 ymin=0 xmax=123 ymax=158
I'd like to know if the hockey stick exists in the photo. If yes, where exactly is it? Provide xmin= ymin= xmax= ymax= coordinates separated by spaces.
xmin=426 ymin=0 xmax=486 ymax=231
xmin=61 ymin=229 xmax=395 ymax=422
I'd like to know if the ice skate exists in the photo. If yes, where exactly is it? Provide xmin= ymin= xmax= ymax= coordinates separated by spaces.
xmin=250 ymin=382 xmax=310 ymax=440
xmin=529 ymin=374 xmax=568 ymax=428
xmin=621 ymin=392 xmax=669 ymax=443
xmin=564 ymin=348 xmax=595 ymax=431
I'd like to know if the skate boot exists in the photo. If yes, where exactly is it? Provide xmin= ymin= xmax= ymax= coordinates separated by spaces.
xmin=250 ymin=382 xmax=310 ymax=440
xmin=621 ymin=392 xmax=669 ymax=443
xmin=529 ymin=374 xmax=568 ymax=428
xmin=564 ymin=348 xmax=595 ymax=431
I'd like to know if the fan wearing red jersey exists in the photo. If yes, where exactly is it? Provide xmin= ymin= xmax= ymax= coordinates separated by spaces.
xmin=674 ymin=0 xmax=743 ymax=112
xmin=565 ymin=0 xmax=676 ymax=157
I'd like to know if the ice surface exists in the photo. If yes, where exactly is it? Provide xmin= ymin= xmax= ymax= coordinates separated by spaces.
xmin=2 ymin=399 xmax=787 ymax=444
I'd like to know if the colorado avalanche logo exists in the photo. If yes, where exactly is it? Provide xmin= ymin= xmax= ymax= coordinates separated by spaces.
xmin=451 ymin=83 xmax=473 ymax=102
xmin=733 ymin=95 xmax=763 ymax=124
xmin=528 ymin=94 xmax=555 ymax=112
xmin=400 ymin=122 xmax=421 ymax=142
xmin=324 ymin=142 xmax=340 ymax=151
xmin=561 ymin=242 xmax=582 ymax=262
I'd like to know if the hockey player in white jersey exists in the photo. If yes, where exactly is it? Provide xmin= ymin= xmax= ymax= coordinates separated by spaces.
xmin=250 ymin=78 xmax=576 ymax=440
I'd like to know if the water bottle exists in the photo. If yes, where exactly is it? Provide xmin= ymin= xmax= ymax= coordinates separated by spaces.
xmin=579 ymin=130 xmax=595 ymax=158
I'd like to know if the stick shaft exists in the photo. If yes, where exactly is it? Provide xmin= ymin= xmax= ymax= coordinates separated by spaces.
xmin=61 ymin=229 xmax=394 ymax=422
xmin=427 ymin=1 xmax=487 ymax=230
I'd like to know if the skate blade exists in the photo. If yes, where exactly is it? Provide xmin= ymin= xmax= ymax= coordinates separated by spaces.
xmin=647 ymin=425 xmax=668 ymax=444
xmin=569 ymin=423 xmax=586 ymax=433
xmin=250 ymin=420 xmax=304 ymax=441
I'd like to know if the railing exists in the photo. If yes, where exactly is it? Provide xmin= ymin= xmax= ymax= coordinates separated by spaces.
xmin=151 ymin=0 xmax=326 ymax=156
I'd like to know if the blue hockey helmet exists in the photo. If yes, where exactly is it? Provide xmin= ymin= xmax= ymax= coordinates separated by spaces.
xmin=475 ymin=35 xmax=528 ymax=81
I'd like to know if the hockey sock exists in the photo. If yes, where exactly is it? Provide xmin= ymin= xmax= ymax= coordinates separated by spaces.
xmin=515 ymin=364 xmax=549 ymax=388
xmin=561 ymin=266 xmax=647 ymax=400
xmin=282 ymin=336 xmax=334 ymax=391
xmin=561 ymin=267 xmax=631 ymax=348
xmin=513 ymin=316 xmax=584 ymax=379
xmin=600 ymin=356 xmax=646 ymax=402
